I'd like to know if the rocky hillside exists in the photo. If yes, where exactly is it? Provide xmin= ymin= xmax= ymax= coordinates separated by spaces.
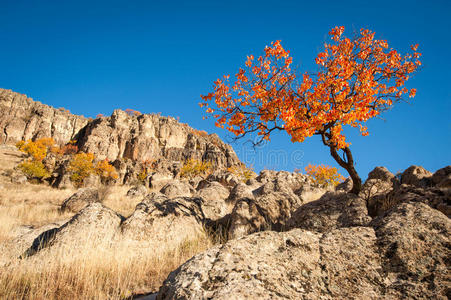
xmin=0 ymin=88 xmax=241 ymax=171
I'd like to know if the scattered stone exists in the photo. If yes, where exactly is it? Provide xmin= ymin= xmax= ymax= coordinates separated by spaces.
xmin=60 ymin=188 xmax=100 ymax=213
xmin=160 ymin=180 xmax=192 ymax=198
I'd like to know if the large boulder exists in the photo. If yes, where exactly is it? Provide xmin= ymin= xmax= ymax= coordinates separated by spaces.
xmin=158 ymin=200 xmax=450 ymax=299
xmin=367 ymin=166 xmax=396 ymax=182
xmin=120 ymin=193 xmax=205 ymax=245
xmin=196 ymin=182 xmax=231 ymax=220
xmin=228 ymin=183 xmax=254 ymax=203
xmin=198 ymin=171 xmax=241 ymax=190
xmin=385 ymin=184 xmax=451 ymax=217
xmin=60 ymin=188 xmax=100 ymax=213
xmin=360 ymin=167 xmax=398 ymax=217
xmin=401 ymin=165 xmax=432 ymax=187
xmin=286 ymin=192 xmax=371 ymax=233
xmin=432 ymin=165 xmax=451 ymax=188
xmin=150 ymin=172 xmax=174 ymax=190
xmin=371 ymin=202 xmax=451 ymax=299
xmin=160 ymin=180 xmax=193 ymax=199
xmin=23 ymin=203 xmax=123 ymax=257
xmin=256 ymin=170 xmax=308 ymax=192
xmin=157 ymin=227 xmax=384 ymax=299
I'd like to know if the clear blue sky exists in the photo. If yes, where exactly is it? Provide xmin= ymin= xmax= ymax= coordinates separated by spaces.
xmin=1 ymin=0 xmax=450 ymax=178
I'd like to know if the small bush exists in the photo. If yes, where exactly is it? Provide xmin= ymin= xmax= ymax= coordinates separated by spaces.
xmin=228 ymin=164 xmax=255 ymax=182
xmin=95 ymin=159 xmax=119 ymax=183
xmin=18 ymin=160 xmax=50 ymax=180
xmin=68 ymin=153 xmax=95 ymax=186
xmin=304 ymin=163 xmax=345 ymax=188
xmin=180 ymin=159 xmax=212 ymax=178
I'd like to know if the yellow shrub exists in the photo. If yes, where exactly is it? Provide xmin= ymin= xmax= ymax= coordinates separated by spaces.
xmin=95 ymin=159 xmax=119 ymax=182
xmin=16 ymin=138 xmax=56 ymax=161
xmin=68 ymin=153 xmax=95 ymax=185
xmin=137 ymin=169 xmax=148 ymax=183
xmin=18 ymin=160 xmax=50 ymax=180
xmin=304 ymin=163 xmax=345 ymax=187
xmin=228 ymin=164 xmax=255 ymax=182
xmin=180 ymin=159 xmax=212 ymax=178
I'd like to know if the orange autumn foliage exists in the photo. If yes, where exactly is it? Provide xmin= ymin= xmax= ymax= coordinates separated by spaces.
xmin=95 ymin=159 xmax=119 ymax=181
xmin=200 ymin=26 xmax=421 ymax=194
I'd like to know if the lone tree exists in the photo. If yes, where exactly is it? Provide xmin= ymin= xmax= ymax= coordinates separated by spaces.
xmin=200 ymin=26 xmax=421 ymax=194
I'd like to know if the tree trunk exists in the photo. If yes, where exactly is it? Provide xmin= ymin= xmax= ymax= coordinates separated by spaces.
xmin=329 ymin=146 xmax=362 ymax=194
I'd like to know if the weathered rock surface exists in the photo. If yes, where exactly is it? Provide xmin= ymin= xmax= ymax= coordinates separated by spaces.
xmin=286 ymin=192 xmax=371 ymax=233
xmin=401 ymin=165 xmax=433 ymax=187
xmin=196 ymin=182 xmax=231 ymax=220
xmin=160 ymin=180 xmax=193 ymax=198
xmin=76 ymin=109 xmax=240 ymax=170
xmin=60 ymin=188 xmax=100 ymax=213
xmin=158 ymin=201 xmax=450 ymax=300
xmin=0 ymin=88 xmax=88 ymax=144
xmin=371 ymin=202 xmax=451 ymax=299
xmin=120 ymin=193 xmax=205 ymax=245
xmin=157 ymin=227 xmax=384 ymax=299
xmin=432 ymin=165 xmax=451 ymax=188
xmin=126 ymin=185 xmax=148 ymax=198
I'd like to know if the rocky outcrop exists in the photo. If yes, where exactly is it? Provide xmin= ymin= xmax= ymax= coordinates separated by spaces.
xmin=432 ymin=165 xmax=451 ymax=188
xmin=286 ymin=192 xmax=371 ymax=232
xmin=0 ymin=89 xmax=242 ymax=185
xmin=371 ymin=202 xmax=451 ymax=299
xmin=158 ymin=201 xmax=450 ymax=300
xmin=120 ymin=193 xmax=205 ymax=245
xmin=160 ymin=180 xmax=193 ymax=198
xmin=76 ymin=109 xmax=240 ymax=170
xmin=23 ymin=203 xmax=123 ymax=257
xmin=0 ymin=88 xmax=88 ymax=144
xmin=401 ymin=165 xmax=432 ymax=187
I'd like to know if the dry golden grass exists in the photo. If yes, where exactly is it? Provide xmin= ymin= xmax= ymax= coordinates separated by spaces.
xmin=0 ymin=232 xmax=212 ymax=299
xmin=100 ymin=185 xmax=147 ymax=217
xmin=0 ymin=145 xmax=214 ymax=299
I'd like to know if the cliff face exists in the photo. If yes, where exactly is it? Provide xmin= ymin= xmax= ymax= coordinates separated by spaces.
xmin=0 ymin=88 xmax=241 ymax=170
xmin=0 ymin=89 xmax=88 ymax=144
